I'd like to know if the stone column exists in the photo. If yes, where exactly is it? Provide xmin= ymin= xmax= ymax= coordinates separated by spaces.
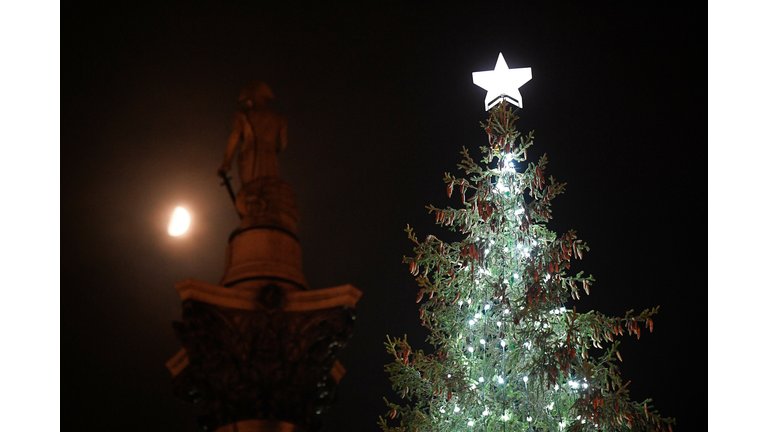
xmin=167 ymin=176 xmax=361 ymax=431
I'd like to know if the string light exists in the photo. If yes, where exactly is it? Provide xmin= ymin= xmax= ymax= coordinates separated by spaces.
xmin=523 ymin=376 xmax=529 ymax=383
xmin=480 ymin=339 xmax=486 ymax=345
xmin=484 ymin=303 xmax=491 ymax=310
xmin=469 ymin=319 xmax=476 ymax=326
xmin=467 ymin=420 xmax=474 ymax=426
xmin=526 ymin=416 xmax=532 ymax=422
xmin=498 ymin=376 xmax=504 ymax=384
xmin=479 ymin=377 xmax=485 ymax=382
xmin=475 ymin=313 xmax=481 ymax=319
xmin=454 ymin=406 xmax=460 ymax=413
xmin=468 ymin=346 xmax=474 ymax=353
xmin=502 ymin=414 xmax=509 ymax=421
xmin=482 ymin=408 xmax=489 ymax=416
xmin=500 ymin=340 xmax=506 ymax=347
xmin=496 ymin=321 xmax=502 ymax=327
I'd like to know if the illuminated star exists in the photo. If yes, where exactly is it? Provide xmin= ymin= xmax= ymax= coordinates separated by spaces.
xmin=472 ymin=53 xmax=532 ymax=110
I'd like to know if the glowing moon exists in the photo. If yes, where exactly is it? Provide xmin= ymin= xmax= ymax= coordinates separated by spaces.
xmin=168 ymin=206 xmax=191 ymax=236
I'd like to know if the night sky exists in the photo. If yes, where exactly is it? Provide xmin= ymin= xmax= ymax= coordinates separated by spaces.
xmin=62 ymin=3 xmax=706 ymax=431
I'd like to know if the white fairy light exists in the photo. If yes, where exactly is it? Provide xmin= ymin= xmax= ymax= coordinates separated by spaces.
xmin=468 ymin=346 xmax=474 ymax=353
xmin=469 ymin=319 xmax=476 ymax=326
xmin=560 ymin=306 xmax=566 ymax=313
xmin=440 ymin=408 xmax=445 ymax=413
xmin=484 ymin=249 xmax=490 ymax=256
xmin=467 ymin=420 xmax=474 ymax=427
xmin=490 ymin=240 xmax=495 ymax=245
xmin=532 ymin=240 xmax=537 ymax=246
xmin=484 ymin=303 xmax=491 ymax=310
xmin=526 ymin=416 xmax=532 ymax=422
xmin=558 ymin=421 xmax=566 ymax=429
xmin=582 ymin=383 xmax=589 ymax=389
xmin=498 ymin=376 xmax=504 ymax=384
xmin=503 ymin=247 xmax=509 ymax=253
xmin=514 ymin=208 xmax=524 ymax=215
xmin=483 ymin=408 xmax=489 ymax=416
xmin=475 ymin=313 xmax=481 ymax=319
xmin=517 ymin=243 xmax=522 ymax=249
xmin=503 ymin=308 xmax=510 ymax=314
xmin=513 ymin=273 xmax=519 ymax=279
xmin=454 ymin=406 xmax=460 ymax=413
xmin=503 ymin=278 xmax=509 ymax=284
xmin=480 ymin=339 xmax=486 ymax=345
xmin=467 ymin=298 xmax=472 ymax=305
xmin=502 ymin=414 xmax=509 ymax=421
xmin=500 ymin=340 xmax=506 ymax=347
xmin=458 ymin=300 xmax=464 ymax=306
xmin=496 ymin=321 xmax=502 ymax=327
xmin=479 ymin=377 xmax=485 ymax=383
xmin=554 ymin=384 xmax=559 ymax=391
xmin=523 ymin=376 xmax=528 ymax=383
xmin=447 ymin=374 xmax=451 ymax=378
xmin=547 ymin=402 xmax=554 ymax=410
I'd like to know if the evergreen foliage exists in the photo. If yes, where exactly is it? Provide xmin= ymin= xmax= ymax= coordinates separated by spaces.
xmin=380 ymin=102 xmax=675 ymax=432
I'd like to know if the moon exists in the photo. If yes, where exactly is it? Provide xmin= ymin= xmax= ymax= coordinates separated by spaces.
xmin=168 ymin=206 xmax=191 ymax=236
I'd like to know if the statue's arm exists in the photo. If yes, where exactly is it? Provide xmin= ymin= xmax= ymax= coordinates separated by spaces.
xmin=219 ymin=113 xmax=244 ymax=175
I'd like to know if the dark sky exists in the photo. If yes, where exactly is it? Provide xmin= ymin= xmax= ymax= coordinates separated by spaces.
xmin=63 ymin=3 xmax=705 ymax=431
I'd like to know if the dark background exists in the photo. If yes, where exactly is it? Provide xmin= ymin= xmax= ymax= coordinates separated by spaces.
xmin=63 ymin=3 xmax=705 ymax=431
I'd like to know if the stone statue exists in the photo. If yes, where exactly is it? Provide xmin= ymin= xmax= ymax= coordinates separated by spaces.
xmin=218 ymin=81 xmax=297 ymax=233
xmin=218 ymin=81 xmax=288 ymax=184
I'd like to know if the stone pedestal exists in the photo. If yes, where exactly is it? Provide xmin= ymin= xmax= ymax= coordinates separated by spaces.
xmin=168 ymin=177 xmax=361 ymax=431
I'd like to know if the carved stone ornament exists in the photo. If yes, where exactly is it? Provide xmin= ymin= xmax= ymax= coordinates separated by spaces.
xmin=169 ymin=280 xmax=361 ymax=432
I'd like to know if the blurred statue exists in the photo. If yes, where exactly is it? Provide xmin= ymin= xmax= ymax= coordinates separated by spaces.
xmin=218 ymin=81 xmax=288 ymax=185
xmin=218 ymin=81 xmax=298 ymax=233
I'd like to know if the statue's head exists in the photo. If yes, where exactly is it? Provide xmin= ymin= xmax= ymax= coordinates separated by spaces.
xmin=238 ymin=81 xmax=274 ymax=109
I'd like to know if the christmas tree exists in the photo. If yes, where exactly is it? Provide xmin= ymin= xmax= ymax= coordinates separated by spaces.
xmin=380 ymin=56 xmax=675 ymax=432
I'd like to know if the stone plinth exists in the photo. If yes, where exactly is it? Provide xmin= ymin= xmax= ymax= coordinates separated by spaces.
xmin=168 ymin=280 xmax=361 ymax=432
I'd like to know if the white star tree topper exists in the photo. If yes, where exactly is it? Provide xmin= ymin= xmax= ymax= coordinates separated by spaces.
xmin=472 ymin=53 xmax=532 ymax=110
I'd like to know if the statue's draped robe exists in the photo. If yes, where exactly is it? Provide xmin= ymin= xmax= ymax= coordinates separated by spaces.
xmin=232 ymin=108 xmax=287 ymax=185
